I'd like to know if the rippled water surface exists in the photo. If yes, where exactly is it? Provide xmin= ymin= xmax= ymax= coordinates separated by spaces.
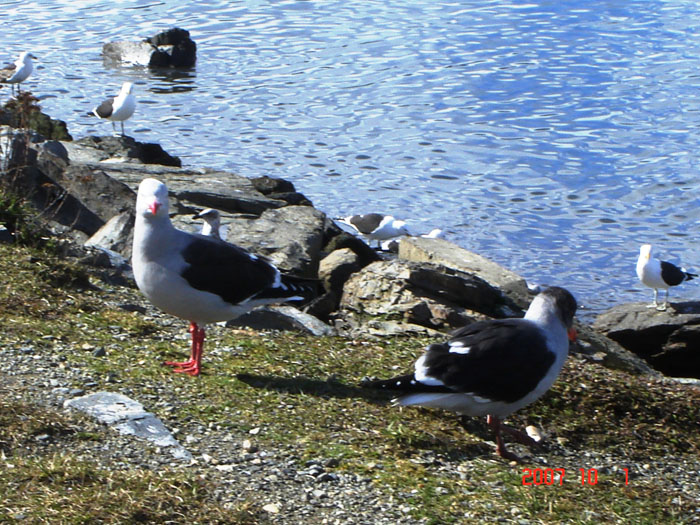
xmin=3 ymin=0 xmax=700 ymax=319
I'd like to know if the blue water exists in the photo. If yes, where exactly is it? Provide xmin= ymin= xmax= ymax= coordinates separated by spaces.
xmin=3 ymin=0 xmax=700 ymax=320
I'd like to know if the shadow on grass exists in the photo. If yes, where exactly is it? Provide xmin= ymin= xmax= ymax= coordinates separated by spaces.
xmin=236 ymin=372 xmax=392 ymax=404
xmin=235 ymin=372 xmax=539 ymax=462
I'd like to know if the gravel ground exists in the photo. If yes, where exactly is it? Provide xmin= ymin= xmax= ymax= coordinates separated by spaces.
xmin=2 ymin=277 xmax=425 ymax=525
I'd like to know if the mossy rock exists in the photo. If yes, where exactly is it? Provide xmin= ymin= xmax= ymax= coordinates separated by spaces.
xmin=0 ymin=92 xmax=72 ymax=141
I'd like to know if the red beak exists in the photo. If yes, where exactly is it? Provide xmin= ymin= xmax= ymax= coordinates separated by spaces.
xmin=567 ymin=327 xmax=577 ymax=342
xmin=148 ymin=201 xmax=160 ymax=215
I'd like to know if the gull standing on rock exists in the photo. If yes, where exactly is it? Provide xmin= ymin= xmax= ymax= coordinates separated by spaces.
xmin=636 ymin=244 xmax=696 ymax=311
xmin=92 ymin=82 xmax=136 ymax=136
xmin=363 ymin=286 xmax=577 ymax=461
xmin=0 ymin=51 xmax=35 ymax=95
xmin=132 ymin=178 xmax=317 ymax=376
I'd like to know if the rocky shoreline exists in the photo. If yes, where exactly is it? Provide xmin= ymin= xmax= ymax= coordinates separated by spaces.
xmin=2 ymin=105 xmax=700 ymax=522
xmin=2 ymin=112 xmax=698 ymax=379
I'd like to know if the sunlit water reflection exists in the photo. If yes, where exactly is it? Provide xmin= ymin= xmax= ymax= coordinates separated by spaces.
xmin=3 ymin=0 xmax=700 ymax=320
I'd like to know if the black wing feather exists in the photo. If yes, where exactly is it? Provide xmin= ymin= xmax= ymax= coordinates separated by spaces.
xmin=252 ymin=272 xmax=318 ymax=302
xmin=94 ymin=98 xmax=114 ymax=118
xmin=367 ymin=320 xmax=556 ymax=404
xmin=363 ymin=374 xmax=454 ymax=394
xmin=350 ymin=213 xmax=384 ymax=233
xmin=181 ymin=235 xmax=282 ymax=305
xmin=423 ymin=319 xmax=555 ymax=403
xmin=660 ymin=260 xmax=694 ymax=286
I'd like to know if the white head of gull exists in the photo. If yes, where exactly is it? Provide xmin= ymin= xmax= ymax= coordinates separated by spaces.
xmin=636 ymin=244 xmax=696 ymax=311
xmin=132 ymin=178 xmax=317 ymax=375
xmin=364 ymin=286 xmax=577 ymax=461
xmin=92 ymin=82 xmax=136 ymax=136
xmin=0 ymin=51 xmax=35 ymax=95
xmin=193 ymin=208 xmax=223 ymax=240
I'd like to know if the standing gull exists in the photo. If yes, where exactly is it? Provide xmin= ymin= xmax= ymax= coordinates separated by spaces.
xmin=92 ymin=82 xmax=136 ymax=136
xmin=636 ymin=244 xmax=696 ymax=311
xmin=132 ymin=178 xmax=317 ymax=376
xmin=0 ymin=52 xmax=35 ymax=95
xmin=363 ymin=286 xmax=577 ymax=461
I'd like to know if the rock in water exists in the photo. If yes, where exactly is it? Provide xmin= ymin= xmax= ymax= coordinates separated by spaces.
xmin=103 ymin=27 xmax=196 ymax=68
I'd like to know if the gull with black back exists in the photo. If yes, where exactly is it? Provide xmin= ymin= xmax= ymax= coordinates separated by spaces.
xmin=92 ymin=82 xmax=136 ymax=136
xmin=363 ymin=286 xmax=577 ymax=461
xmin=636 ymin=244 xmax=696 ymax=311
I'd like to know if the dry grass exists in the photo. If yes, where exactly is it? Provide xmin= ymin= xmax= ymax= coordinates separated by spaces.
xmin=0 ymin=452 xmax=267 ymax=524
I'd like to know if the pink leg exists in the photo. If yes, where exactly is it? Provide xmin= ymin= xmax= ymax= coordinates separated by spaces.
xmin=164 ymin=322 xmax=205 ymax=376
xmin=486 ymin=415 xmax=538 ymax=462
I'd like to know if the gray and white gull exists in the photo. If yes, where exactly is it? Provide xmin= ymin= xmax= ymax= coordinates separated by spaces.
xmin=132 ymin=178 xmax=316 ymax=375
xmin=0 ymin=51 xmax=35 ymax=95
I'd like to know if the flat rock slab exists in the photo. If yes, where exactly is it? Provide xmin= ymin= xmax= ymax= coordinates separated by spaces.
xmin=227 ymin=305 xmax=334 ymax=336
xmin=337 ymin=259 xmax=505 ymax=335
xmin=97 ymin=164 xmax=287 ymax=216
xmin=64 ymin=391 xmax=191 ymax=461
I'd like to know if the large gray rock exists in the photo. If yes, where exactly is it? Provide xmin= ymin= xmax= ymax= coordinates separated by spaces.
xmin=2 ymin=128 xmax=103 ymax=237
xmin=102 ymin=40 xmax=159 ymax=67
xmin=574 ymin=324 xmax=659 ymax=376
xmin=223 ymin=206 xmax=330 ymax=276
xmin=319 ymin=248 xmax=363 ymax=295
xmin=85 ymin=210 xmax=135 ymax=258
xmin=593 ymin=302 xmax=700 ymax=378
xmin=103 ymin=28 xmax=196 ymax=68
xmin=49 ymin=164 xmax=136 ymax=222
xmin=99 ymin=166 xmax=290 ymax=216
xmin=5 ymin=132 xmax=188 ymax=239
xmin=250 ymin=175 xmax=313 ymax=207
xmin=337 ymin=259 xmax=512 ymax=336
xmin=399 ymin=237 xmax=531 ymax=308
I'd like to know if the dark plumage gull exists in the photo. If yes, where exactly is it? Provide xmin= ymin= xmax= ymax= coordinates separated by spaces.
xmin=636 ymin=244 xmax=696 ymax=311
xmin=92 ymin=82 xmax=136 ymax=136
xmin=337 ymin=213 xmax=410 ymax=248
xmin=364 ymin=286 xmax=577 ymax=461
xmin=0 ymin=51 xmax=34 ymax=95
xmin=132 ymin=178 xmax=317 ymax=376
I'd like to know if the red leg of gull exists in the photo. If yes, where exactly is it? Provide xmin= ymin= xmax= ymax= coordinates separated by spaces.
xmin=486 ymin=415 xmax=539 ymax=462
xmin=164 ymin=322 xmax=206 ymax=376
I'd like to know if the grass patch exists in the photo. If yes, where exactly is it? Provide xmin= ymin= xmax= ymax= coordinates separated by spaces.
xmin=0 ymin=454 xmax=268 ymax=524
xmin=1 ymin=241 xmax=699 ymax=523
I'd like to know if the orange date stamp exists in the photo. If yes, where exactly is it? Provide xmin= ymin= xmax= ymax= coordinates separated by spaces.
xmin=521 ymin=467 xmax=629 ymax=486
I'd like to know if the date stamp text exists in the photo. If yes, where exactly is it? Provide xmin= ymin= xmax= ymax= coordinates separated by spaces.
xmin=522 ymin=467 xmax=629 ymax=486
